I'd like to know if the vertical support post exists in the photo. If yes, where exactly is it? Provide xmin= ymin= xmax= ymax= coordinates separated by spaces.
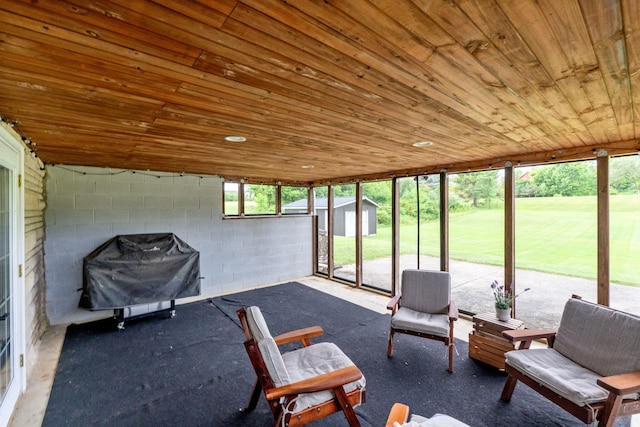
xmin=355 ymin=182 xmax=363 ymax=288
xmin=597 ymin=151 xmax=610 ymax=306
xmin=392 ymin=177 xmax=400 ymax=295
xmin=416 ymin=177 xmax=420 ymax=269
xmin=221 ymin=181 xmax=227 ymax=215
xmin=504 ymin=163 xmax=516 ymax=317
xmin=327 ymin=185 xmax=335 ymax=280
xmin=439 ymin=170 xmax=449 ymax=272
xmin=309 ymin=187 xmax=317 ymax=274
xmin=275 ymin=184 xmax=282 ymax=215
xmin=238 ymin=181 xmax=245 ymax=216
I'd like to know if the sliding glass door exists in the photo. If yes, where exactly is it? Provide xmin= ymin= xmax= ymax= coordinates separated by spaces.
xmin=0 ymin=128 xmax=24 ymax=425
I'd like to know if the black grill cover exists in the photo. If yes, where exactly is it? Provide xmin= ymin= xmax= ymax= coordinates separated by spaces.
xmin=80 ymin=233 xmax=200 ymax=310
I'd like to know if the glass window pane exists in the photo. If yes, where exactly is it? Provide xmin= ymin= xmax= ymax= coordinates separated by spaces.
xmin=609 ymin=155 xmax=640 ymax=317
xmin=449 ymin=170 xmax=504 ymax=316
xmin=332 ymin=184 xmax=356 ymax=283
xmin=515 ymin=161 xmax=597 ymax=329
xmin=314 ymin=187 xmax=329 ymax=275
xmin=281 ymin=186 xmax=308 ymax=214
xmin=362 ymin=181 xmax=392 ymax=292
xmin=244 ymin=184 xmax=276 ymax=215
xmin=223 ymin=182 xmax=238 ymax=215
xmin=398 ymin=177 xmax=419 ymax=271
xmin=418 ymin=175 xmax=440 ymax=271
xmin=0 ymin=165 xmax=12 ymax=402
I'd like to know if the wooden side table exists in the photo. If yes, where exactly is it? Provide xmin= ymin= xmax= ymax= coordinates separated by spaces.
xmin=468 ymin=311 xmax=524 ymax=370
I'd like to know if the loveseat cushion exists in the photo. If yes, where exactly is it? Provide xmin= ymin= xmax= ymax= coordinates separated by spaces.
xmin=281 ymin=342 xmax=365 ymax=413
xmin=554 ymin=298 xmax=640 ymax=377
xmin=506 ymin=348 xmax=610 ymax=406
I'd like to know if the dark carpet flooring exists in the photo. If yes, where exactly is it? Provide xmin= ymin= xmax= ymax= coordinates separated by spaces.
xmin=43 ymin=282 xmax=631 ymax=426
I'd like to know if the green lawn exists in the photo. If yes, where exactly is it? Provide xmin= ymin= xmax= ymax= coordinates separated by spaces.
xmin=335 ymin=195 xmax=640 ymax=286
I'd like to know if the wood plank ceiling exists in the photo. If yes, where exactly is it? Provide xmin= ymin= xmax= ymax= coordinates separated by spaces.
xmin=1 ymin=0 xmax=639 ymax=185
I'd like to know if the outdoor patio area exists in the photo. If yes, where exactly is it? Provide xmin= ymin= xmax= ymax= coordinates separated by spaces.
xmin=8 ymin=275 xmax=640 ymax=426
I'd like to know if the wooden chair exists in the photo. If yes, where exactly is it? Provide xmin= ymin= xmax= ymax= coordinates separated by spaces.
xmin=387 ymin=269 xmax=458 ymax=373
xmin=237 ymin=306 xmax=366 ymax=427
xmin=500 ymin=297 xmax=640 ymax=427
xmin=385 ymin=403 xmax=469 ymax=426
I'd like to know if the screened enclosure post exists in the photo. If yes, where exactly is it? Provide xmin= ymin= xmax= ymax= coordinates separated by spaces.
xmin=439 ymin=170 xmax=449 ymax=272
xmin=238 ymin=182 xmax=245 ymax=215
xmin=597 ymin=152 xmax=610 ymax=306
xmin=309 ymin=186 xmax=317 ymax=274
xmin=355 ymin=182 xmax=363 ymax=288
xmin=312 ymin=214 xmax=318 ymax=274
xmin=327 ymin=185 xmax=334 ymax=279
xmin=504 ymin=163 xmax=516 ymax=317
xmin=416 ymin=176 xmax=420 ymax=269
xmin=392 ymin=177 xmax=400 ymax=296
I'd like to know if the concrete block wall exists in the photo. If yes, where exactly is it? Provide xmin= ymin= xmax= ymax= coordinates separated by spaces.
xmin=44 ymin=165 xmax=312 ymax=325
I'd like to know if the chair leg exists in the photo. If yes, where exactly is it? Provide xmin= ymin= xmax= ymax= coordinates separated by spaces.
xmin=387 ymin=328 xmax=394 ymax=357
xmin=500 ymin=375 xmax=518 ymax=401
xmin=597 ymin=393 xmax=623 ymax=427
xmin=245 ymin=378 xmax=262 ymax=411
xmin=334 ymin=386 xmax=362 ymax=427
xmin=447 ymin=323 xmax=454 ymax=373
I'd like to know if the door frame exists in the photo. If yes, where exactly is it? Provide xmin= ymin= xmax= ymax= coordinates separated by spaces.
xmin=0 ymin=124 xmax=26 ymax=426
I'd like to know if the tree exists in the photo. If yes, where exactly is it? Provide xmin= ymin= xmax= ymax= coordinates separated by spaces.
xmin=530 ymin=162 xmax=596 ymax=197
xmin=452 ymin=170 xmax=498 ymax=207
xmin=610 ymin=156 xmax=640 ymax=195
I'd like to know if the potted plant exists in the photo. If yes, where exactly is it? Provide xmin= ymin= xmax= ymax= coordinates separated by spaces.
xmin=490 ymin=280 xmax=530 ymax=321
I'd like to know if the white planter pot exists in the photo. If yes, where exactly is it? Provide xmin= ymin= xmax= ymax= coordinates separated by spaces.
xmin=495 ymin=307 xmax=511 ymax=322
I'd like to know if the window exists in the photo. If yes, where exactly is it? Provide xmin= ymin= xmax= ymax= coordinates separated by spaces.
xmin=223 ymin=182 xmax=309 ymax=217
xmin=223 ymin=182 xmax=239 ymax=215
xmin=449 ymin=170 xmax=504 ymax=316
xmin=281 ymin=186 xmax=309 ymax=215
xmin=244 ymin=184 xmax=276 ymax=215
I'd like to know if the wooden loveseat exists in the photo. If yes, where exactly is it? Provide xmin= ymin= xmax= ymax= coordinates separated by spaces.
xmin=500 ymin=297 xmax=640 ymax=427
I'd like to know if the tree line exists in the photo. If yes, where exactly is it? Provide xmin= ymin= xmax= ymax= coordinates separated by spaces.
xmin=240 ymin=156 xmax=640 ymax=222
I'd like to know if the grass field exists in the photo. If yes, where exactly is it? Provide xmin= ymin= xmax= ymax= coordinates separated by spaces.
xmin=335 ymin=195 xmax=640 ymax=286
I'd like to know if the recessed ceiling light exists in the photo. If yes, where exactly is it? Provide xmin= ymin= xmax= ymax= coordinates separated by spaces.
xmin=224 ymin=135 xmax=247 ymax=142
xmin=413 ymin=141 xmax=433 ymax=147
xmin=301 ymin=165 xmax=314 ymax=169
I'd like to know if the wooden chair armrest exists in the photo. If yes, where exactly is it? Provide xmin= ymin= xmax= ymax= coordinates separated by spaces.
xmin=448 ymin=300 xmax=459 ymax=321
xmin=597 ymin=371 xmax=640 ymax=395
xmin=385 ymin=403 xmax=410 ymax=427
xmin=387 ymin=294 xmax=401 ymax=311
xmin=502 ymin=329 xmax=556 ymax=343
xmin=265 ymin=365 xmax=363 ymax=400
xmin=274 ymin=326 xmax=324 ymax=346
xmin=502 ymin=329 xmax=556 ymax=349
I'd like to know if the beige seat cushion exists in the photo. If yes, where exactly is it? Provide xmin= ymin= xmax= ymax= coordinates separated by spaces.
xmin=394 ymin=413 xmax=469 ymax=427
xmin=281 ymin=342 xmax=365 ymax=413
xmin=245 ymin=306 xmax=364 ymax=414
xmin=244 ymin=306 xmax=290 ymax=387
xmin=391 ymin=307 xmax=449 ymax=338
xmin=507 ymin=348 xmax=617 ymax=406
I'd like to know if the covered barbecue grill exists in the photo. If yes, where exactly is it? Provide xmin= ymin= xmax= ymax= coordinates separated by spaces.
xmin=80 ymin=233 xmax=200 ymax=328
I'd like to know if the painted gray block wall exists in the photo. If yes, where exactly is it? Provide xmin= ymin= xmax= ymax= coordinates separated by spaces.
xmin=44 ymin=165 xmax=312 ymax=325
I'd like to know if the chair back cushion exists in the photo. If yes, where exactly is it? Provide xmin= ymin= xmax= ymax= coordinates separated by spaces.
xmin=554 ymin=298 xmax=640 ymax=377
xmin=245 ymin=306 xmax=291 ymax=387
xmin=401 ymin=269 xmax=451 ymax=314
